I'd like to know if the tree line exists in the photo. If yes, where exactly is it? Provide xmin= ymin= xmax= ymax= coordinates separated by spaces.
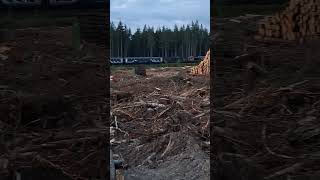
xmin=110 ymin=21 xmax=210 ymax=59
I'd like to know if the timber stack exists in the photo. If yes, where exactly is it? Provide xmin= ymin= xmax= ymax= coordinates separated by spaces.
xmin=191 ymin=49 xmax=210 ymax=75
xmin=255 ymin=0 xmax=320 ymax=41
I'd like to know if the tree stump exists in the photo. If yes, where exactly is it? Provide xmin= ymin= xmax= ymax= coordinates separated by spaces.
xmin=134 ymin=65 xmax=146 ymax=76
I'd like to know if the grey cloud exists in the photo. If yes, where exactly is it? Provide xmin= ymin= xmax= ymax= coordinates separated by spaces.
xmin=111 ymin=0 xmax=210 ymax=32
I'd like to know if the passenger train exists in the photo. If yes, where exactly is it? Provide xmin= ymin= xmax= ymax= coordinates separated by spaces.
xmin=110 ymin=56 xmax=205 ymax=65
xmin=110 ymin=57 xmax=163 ymax=65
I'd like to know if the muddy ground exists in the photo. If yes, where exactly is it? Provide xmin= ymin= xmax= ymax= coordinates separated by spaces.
xmin=213 ymin=15 xmax=320 ymax=180
xmin=110 ymin=67 xmax=210 ymax=179
xmin=0 ymin=27 xmax=108 ymax=179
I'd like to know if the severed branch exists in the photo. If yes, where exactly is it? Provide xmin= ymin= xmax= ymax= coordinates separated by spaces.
xmin=264 ymin=161 xmax=307 ymax=179
xmin=262 ymin=125 xmax=294 ymax=159
xmin=33 ymin=155 xmax=79 ymax=180
xmin=112 ymin=116 xmax=129 ymax=137
xmin=276 ymin=80 xmax=309 ymax=92
xmin=154 ymin=105 xmax=173 ymax=119
xmin=161 ymin=134 xmax=174 ymax=158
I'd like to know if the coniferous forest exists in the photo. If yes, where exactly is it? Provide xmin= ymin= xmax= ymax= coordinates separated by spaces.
xmin=110 ymin=21 xmax=210 ymax=59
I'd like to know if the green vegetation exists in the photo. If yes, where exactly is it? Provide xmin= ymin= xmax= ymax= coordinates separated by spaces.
xmin=215 ymin=4 xmax=286 ymax=17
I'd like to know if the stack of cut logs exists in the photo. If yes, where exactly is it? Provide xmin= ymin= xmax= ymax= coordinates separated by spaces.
xmin=255 ymin=0 xmax=320 ymax=41
xmin=191 ymin=50 xmax=210 ymax=75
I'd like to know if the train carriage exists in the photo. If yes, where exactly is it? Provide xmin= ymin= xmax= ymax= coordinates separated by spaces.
xmin=0 ymin=0 xmax=41 ymax=6
xmin=149 ymin=57 xmax=163 ymax=63
xmin=109 ymin=56 xmax=208 ymax=65
xmin=123 ymin=57 xmax=163 ymax=65
xmin=110 ymin=57 xmax=124 ymax=65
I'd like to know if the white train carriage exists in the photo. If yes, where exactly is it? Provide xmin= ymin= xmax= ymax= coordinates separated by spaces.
xmin=1 ymin=0 xmax=41 ymax=6
xmin=150 ymin=57 xmax=163 ymax=63
xmin=125 ymin=57 xmax=163 ymax=64
xmin=110 ymin=57 xmax=163 ymax=65
xmin=124 ymin=57 xmax=139 ymax=64
xmin=49 ymin=0 xmax=79 ymax=6
xmin=110 ymin=57 xmax=124 ymax=64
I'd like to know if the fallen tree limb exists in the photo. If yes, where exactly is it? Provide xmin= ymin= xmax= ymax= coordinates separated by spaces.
xmin=277 ymin=80 xmax=309 ymax=92
xmin=264 ymin=161 xmax=306 ymax=179
xmin=262 ymin=125 xmax=295 ymax=159
xmin=33 ymin=155 xmax=77 ymax=180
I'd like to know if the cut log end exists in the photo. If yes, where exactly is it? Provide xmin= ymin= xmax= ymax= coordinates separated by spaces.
xmin=191 ymin=50 xmax=210 ymax=75
xmin=256 ymin=0 xmax=320 ymax=42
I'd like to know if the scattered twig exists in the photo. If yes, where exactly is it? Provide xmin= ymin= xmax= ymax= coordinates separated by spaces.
xmin=33 ymin=155 xmax=77 ymax=179
xmin=280 ymin=104 xmax=293 ymax=115
xmin=193 ymin=110 xmax=210 ymax=119
xmin=262 ymin=125 xmax=295 ymax=159
xmin=79 ymin=151 xmax=98 ymax=166
xmin=277 ymin=80 xmax=309 ymax=92
xmin=264 ymin=162 xmax=307 ymax=179
xmin=134 ymin=101 xmax=166 ymax=108
xmin=154 ymin=105 xmax=173 ymax=119
xmin=161 ymin=134 xmax=174 ymax=158
xmin=223 ymin=95 xmax=252 ymax=109
xmin=114 ymin=109 xmax=134 ymax=119
xmin=112 ymin=116 xmax=129 ymax=137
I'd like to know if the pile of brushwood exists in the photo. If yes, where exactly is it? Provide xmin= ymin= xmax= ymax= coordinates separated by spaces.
xmin=213 ymin=20 xmax=320 ymax=179
xmin=0 ymin=27 xmax=109 ymax=180
xmin=110 ymin=67 xmax=210 ymax=179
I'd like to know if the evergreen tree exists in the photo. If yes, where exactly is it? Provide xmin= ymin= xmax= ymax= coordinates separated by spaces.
xmin=110 ymin=21 xmax=210 ymax=59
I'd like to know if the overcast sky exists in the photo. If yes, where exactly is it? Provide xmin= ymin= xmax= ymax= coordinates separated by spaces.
xmin=111 ymin=0 xmax=210 ymax=32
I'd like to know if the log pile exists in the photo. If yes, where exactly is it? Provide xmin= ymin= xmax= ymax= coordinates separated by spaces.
xmin=256 ymin=0 xmax=320 ymax=41
xmin=191 ymin=49 xmax=210 ymax=75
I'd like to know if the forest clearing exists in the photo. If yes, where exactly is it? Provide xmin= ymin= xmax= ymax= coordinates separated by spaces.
xmin=2 ymin=0 xmax=320 ymax=179
xmin=110 ymin=66 xmax=210 ymax=179
xmin=0 ymin=25 xmax=210 ymax=179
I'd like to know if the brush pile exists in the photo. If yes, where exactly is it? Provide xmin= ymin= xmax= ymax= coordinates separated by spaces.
xmin=110 ymin=67 xmax=210 ymax=179
xmin=0 ymin=27 xmax=109 ymax=180
xmin=214 ymin=79 xmax=320 ymax=180
xmin=214 ymin=17 xmax=320 ymax=178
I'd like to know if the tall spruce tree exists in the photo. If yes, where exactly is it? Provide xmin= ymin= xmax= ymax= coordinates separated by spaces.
xmin=110 ymin=21 xmax=209 ymax=59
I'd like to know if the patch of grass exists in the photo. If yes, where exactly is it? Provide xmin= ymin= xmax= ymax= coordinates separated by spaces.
xmin=215 ymin=4 xmax=286 ymax=17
